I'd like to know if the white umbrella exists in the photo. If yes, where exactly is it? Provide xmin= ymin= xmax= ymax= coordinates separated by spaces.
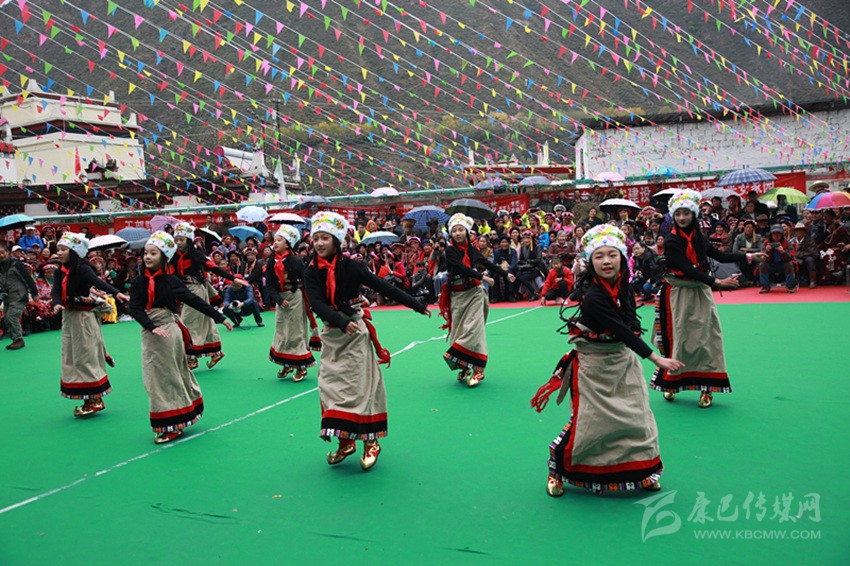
xmin=88 ymin=234 xmax=127 ymax=251
xmin=650 ymin=188 xmax=680 ymax=199
xmin=370 ymin=187 xmax=399 ymax=197
xmin=599 ymin=198 xmax=640 ymax=210
xmin=236 ymin=205 xmax=269 ymax=223
xmin=196 ymin=227 xmax=222 ymax=242
xmin=700 ymin=187 xmax=738 ymax=199
xmin=268 ymin=212 xmax=309 ymax=224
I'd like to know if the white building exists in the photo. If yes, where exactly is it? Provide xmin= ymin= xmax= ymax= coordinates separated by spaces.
xmin=0 ymin=81 xmax=145 ymax=186
xmin=574 ymin=104 xmax=850 ymax=184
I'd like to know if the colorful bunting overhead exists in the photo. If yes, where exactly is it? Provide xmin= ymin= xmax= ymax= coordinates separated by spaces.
xmin=0 ymin=0 xmax=846 ymax=215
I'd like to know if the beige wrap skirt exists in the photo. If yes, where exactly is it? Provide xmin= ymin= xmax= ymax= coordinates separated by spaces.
xmin=318 ymin=305 xmax=387 ymax=441
xmin=269 ymin=290 xmax=316 ymax=370
xmin=181 ymin=278 xmax=222 ymax=359
xmin=444 ymin=285 xmax=489 ymax=371
xmin=59 ymin=309 xmax=111 ymax=400
xmin=650 ymin=278 xmax=732 ymax=394
xmin=548 ymin=338 xmax=663 ymax=492
xmin=141 ymin=308 xmax=204 ymax=433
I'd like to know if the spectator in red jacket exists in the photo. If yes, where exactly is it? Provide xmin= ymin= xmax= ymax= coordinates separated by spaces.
xmin=539 ymin=256 xmax=574 ymax=305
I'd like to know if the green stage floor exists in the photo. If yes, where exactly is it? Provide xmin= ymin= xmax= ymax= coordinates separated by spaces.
xmin=1 ymin=302 xmax=848 ymax=564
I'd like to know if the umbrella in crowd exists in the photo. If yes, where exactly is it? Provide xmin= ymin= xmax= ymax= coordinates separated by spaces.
xmin=228 ymin=225 xmax=264 ymax=242
xmin=594 ymin=171 xmax=625 ymax=182
xmin=235 ymin=205 xmax=269 ymax=223
xmin=402 ymin=206 xmax=449 ymax=231
xmin=88 ymin=234 xmax=127 ymax=252
xmin=0 ymin=213 xmax=35 ymax=230
xmin=268 ymin=212 xmax=309 ymax=225
xmin=716 ymin=166 xmax=776 ymax=187
xmin=650 ymin=188 xmax=680 ymax=199
xmin=518 ymin=175 xmax=551 ymax=187
xmin=648 ymin=166 xmax=679 ymax=177
xmin=360 ymin=231 xmax=401 ymax=246
xmin=805 ymin=191 xmax=850 ymax=210
xmin=474 ymin=177 xmax=506 ymax=189
xmin=115 ymin=227 xmax=151 ymax=242
xmin=700 ymin=187 xmax=739 ymax=199
xmin=128 ymin=239 xmax=149 ymax=250
xmin=445 ymin=198 xmax=494 ymax=220
xmin=370 ymin=187 xmax=399 ymax=197
xmin=149 ymin=215 xmax=180 ymax=232
xmin=599 ymin=198 xmax=640 ymax=215
xmin=759 ymin=187 xmax=810 ymax=204
xmin=293 ymin=196 xmax=330 ymax=210
xmin=196 ymin=227 xmax=222 ymax=244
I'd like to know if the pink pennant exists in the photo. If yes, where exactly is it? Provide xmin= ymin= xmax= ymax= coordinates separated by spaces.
xmin=300 ymin=2 xmax=309 ymax=17
xmin=134 ymin=15 xmax=144 ymax=29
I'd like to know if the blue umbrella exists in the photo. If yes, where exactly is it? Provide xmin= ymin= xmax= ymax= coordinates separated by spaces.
xmin=293 ymin=196 xmax=330 ymax=211
xmin=0 ymin=213 xmax=35 ymax=230
xmin=518 ymin=175 xmax=551 ymax=187
xmin=716 ymin=166 xmax=776 ymax=187
xmin=402 ymin=206 xmax=449 ymax=231
xmin=228 ymin=225 xmax=263 ymax=242
xmin=361 ymin=231 xmax=400 ymax=246
xmin=115 ymin=227 xmax=152 ymax=241
xmin=649 ymin=166 xmax=678 ymax=177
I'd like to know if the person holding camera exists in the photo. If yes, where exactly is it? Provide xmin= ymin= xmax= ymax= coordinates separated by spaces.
xmin=0 ymin=240 xmax=38 ymax=350
xmin=758 ymin=225 xmax=798 ymax=293
xmin=223 ymin=275 xmax=264 ymax=327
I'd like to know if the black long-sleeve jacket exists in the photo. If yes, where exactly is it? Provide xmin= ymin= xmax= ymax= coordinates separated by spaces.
xmin=128 ymin=273 xmax=225 ymax=332
xmin=52 ymin=262 xmax=120 ymax=308
xmin=304 ymin=257 xmax=426 ymax=330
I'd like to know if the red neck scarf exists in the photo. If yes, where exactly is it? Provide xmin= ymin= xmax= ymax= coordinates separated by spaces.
xmin=60 ymin=265 xmax=71 ymax=305
xmin=597 ymin=275 xmax=621 ymax=307
xmin=454 ymin=239 xmax=472 ymax=268
xmin=145 ymin=268 xmax=163 ymax=310
xmin=172 ymin=250 xmax=192 ymax=276
xmin=274 ymin=250 xmax=290 ymax=291
xmin=316 ymin=255 xmax=338 ymax=308
xmin=672 ymin=225 xmax=699 ymax=266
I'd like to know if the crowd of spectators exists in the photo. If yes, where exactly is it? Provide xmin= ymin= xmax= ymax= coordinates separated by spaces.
xmin=2 ymin=186 xmax=849 ymax=343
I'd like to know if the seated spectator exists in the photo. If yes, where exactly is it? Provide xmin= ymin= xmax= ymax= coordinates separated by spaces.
xmin=429 ymin=240 xmax=448 ymax=299
xmin=515 ymin=230 xmax=544 ymax=299
xmin=755 ymin=213 xmax=771 ymax=237
xmin=539 ymin=256 xmax=574 ymax=305
xmin=791 ymin=222 xmax=819 ymax=288
xmin=759 ymin=225 xmax=797 ymax=293
xmin=377 ymin=249 xmax=408 ymax=297
xmin=18 ymin=226 xmax=43 ymax=251
xmin=546 ymin=230 xmax=573 ymax=263
xmin=630 ymin=241 xmax=664 ymax=302
xmin=223 ymin=275 xmax=264 ymax=327
xmin=708 ymin=222 xmax=732 ymax=253
xmin=732 ymin=219 xmax=762 ymax=286
xmin=492 ymin=235 xmax=518 ymax=302
xmin=409 ymin=261 xmax=435 ymax=304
